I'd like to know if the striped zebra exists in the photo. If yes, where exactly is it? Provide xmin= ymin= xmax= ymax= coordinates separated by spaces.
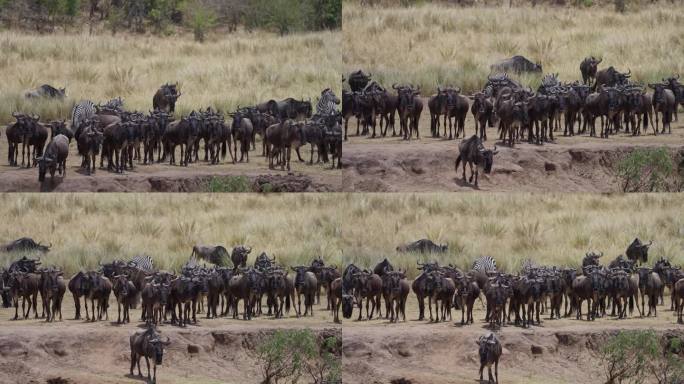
xmin=315 ymin=88 xmax=340 ymax=116
xmin=472 ymin=256 xmax=497 ymax=273
xmin=71 ymin=100 xmax=96 ymax=132
xmin=128 ymin=255 xmax=154 ymax=273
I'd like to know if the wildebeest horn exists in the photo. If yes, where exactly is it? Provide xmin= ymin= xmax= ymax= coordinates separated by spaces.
xmin=392 ymin=83 xmax=399 ymax=90
xmin=597 ymin=58 xmax=602 ymax=64
xmin=33 ymin=114 xmax=40 ymax=121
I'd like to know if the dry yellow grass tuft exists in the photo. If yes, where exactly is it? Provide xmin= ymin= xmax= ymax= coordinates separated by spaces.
xmin=0 ymin=29 xmax=341 ymax=125
xmin=343 ymin=3 xmax=684 ymax=94
xmin=0 ymin=193 xmax=681 ymax=278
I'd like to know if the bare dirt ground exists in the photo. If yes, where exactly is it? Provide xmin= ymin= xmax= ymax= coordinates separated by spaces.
xmin=342 ymin=289 xmax=684 ymax=384
xmin=0 ymin=126 xmax=343 ymax=192
xmin=0 ymin=292 xmax=340 ymax=384
xmin=342 ymin=101 xmax=684 ymax=192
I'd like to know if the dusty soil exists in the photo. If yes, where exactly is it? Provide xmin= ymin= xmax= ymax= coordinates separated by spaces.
xmin=342 ymin=288 xmax=684 ymax=384
xmin=0 ymin=292 xmax=340 ymax=384
xmin=342 ymin=101 xmax=684 ymax=192
xmin=0 ymin=126 xmax=343 ymax=192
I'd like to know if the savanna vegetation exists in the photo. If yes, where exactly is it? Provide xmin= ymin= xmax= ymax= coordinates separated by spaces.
xmin=342 ymin=2 xmax=684 ymax=94
xmin=0 ymin=27 xmax=340 ymax=125
xmin=1 ymin=193 xmax=682 ymax=278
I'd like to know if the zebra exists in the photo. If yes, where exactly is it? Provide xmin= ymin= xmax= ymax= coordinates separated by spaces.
xmin=315 ymin=88 xmax=340 ymax=117
xmin=71 ymin=100 xmax=96 ymax=133
xmin=128 ymin=255 xmax=154 ymax=274
xmin=472 ymin=256 xmax=497 ymax=273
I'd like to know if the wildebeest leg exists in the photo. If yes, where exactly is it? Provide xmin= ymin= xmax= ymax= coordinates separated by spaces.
xmin=417 ymin=295 xmax=424 ymax=321
xmin=295 ymin=147 xmax=304 ymax=162
xmin=479 ymin=362 xmax=484 ymax=382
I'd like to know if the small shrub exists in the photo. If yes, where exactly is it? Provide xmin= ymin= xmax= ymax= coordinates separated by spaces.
xmin=599 ymin=330 xmax=659 ymax=384
xmin=207 ymin=176 xmax=252 ymax=192
xmin=616 ymin=148 xmax=677 ymax=192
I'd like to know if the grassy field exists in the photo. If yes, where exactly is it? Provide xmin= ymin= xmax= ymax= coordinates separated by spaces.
xmin=0 ymin=193 xmax=682 ymax=277
xmin=342 ymin=2 xmax=684 ymax=94
xmin=0 ymin=29 xmax=341 ymax=126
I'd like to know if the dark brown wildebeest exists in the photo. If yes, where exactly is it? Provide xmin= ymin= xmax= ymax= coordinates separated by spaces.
xmin=636 ymin=267 xmax=663 ymax=317
xmin=454 ymin=273 xmax=480 ymax=325
xmin=5 ymin=117 xmax=24 ymax=166
xmin=425 ymin=270 xmax=455 ymax=322
xmin=291 ymin=266 xmax=318 ymax=317
xmin=608 ymin=254 xmax=636 ymax=271
xmin=675 ymin=278 xmax=684 ymax=324
xmin=485 ymin=282 xmax=509 ymax=328
xmin=264 ymin=269 xmax=292 ymax=318
xmin=662 ymin=75 xmax=683 ymax=121
xmin=230 ymin=111 xmax=253 ymax=163
xmin=318 ymin=266 xmax=341 ymax=310
xmin=477 ymin=333 xmax=502 ymax=384
xmin=141 ymin=282 xmax=170 ymax=325
xmin=265 ymin=120 xmax=304 ymax=171
xmin=491 ymin=55 xmax=541 ymax=74
xmin=46 ymin=120 xmax=73 ymax=142
xmin=353 ymin=270 xmax=382 ymax=320
xmin=429 ymin=88 xmax=449 ymax=138
xmin=169 ymin=276 xmax=201 ymax=326
xmin=648 ymin=83 xmax=676 ymax=134
xmin=39 ymin=268 xmax=65 ymax=322
xmin=101 ymin=122 xmax=131 ymax=172
xmin=625 ymin=238 xmax=652 ymax=265
xmin=14 ymin=113 xmax=47 ymax=168
xmin=7 ymin=271 xmax=41 ymax=320
xmin=373 ymin=258 xmax=394 ymax=277
xmin=348 ymin=70 xmax=371 ymax=92
xmin=382 ymin=270 xmax=408 ymax=323
xmin=444 ymin=87 xmax=470 ymax=140
xmin=594 ymin=67 xmax=630 ymax=91
xmin=622 ymin=87 xmax=655 ymax=136
xmin=191 ymin=245 xmax=230 ymax=267
xmin=469 ymin=92 xmax=494 ymax=141
xmin=68 ymin=271 xmax=92 ymax=320
xmin=330 ymin=277 xmax=343 ymax=323
xmin=454 ymin=135 xmax=498 ymax=188
xmin=153 ymin=83 xmax=181 ymax=113
xmin=77 ymin=124 xmax=103 ymax=175
xmin=37 ymin=134 xmax=69 ymax=182
xmin=113 ymin=274 xmax=138 ymax=324
xmin=393 ymin=84 xmax=423 ymax=140
xmin=230 ymin=246 xmax=252 ymax=270
xmin=25 ymin=84 xmax=66 ymax=99
xmin=227 ymin=268 xmax=262 ymax=320
xmin=411 ymin=261 xmax=441 ymax=321
xmin=582 ymin=251 xmax=603 ymax=268
xmin=496 ymin=95 xmax=529 ymax=147
xmin=2 ymin=239 xmax=50 ymax=253
xmin=130 ymin=325 xmax=170 ymax=384
xmin=162 ymin=113 xmax=201 ymax=167
xmin=85 ymin=271 xmax=112 ymax=322
xmin=396 ymin=239 xmax=447 ymax=254
xmin=580 ymin=56 xmax=602 ymax=85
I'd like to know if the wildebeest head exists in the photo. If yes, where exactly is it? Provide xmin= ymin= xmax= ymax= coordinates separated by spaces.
xmin=147 ymin=335 xmax=170 ymax=365
xmin=583 ymin=251 xmax=603 ymax=268
xmin=36 ymin=154 xmax=56 ymax=182
xmin=626 ymin=238 xmax=652 ymax=264
xmin=416 ymin=261 xmax=440 ymax=273
xmin=291 ymin=266 xmax=309 ymax=289
xmin=373 ymin=258 xmax=394 ymax=276
xmin=610 ymin=270 xmax=630 ymax=292
xmin=310 ymin=257 xmax=325 ymax=273
xmin=341 ymin=294 xmax=355 ymax=318
xmin=649 ymin=83 xmax=670 ymax=105
xmin=481 ymin=145 xmax=498 ymax=174
xmin=394 ymin=84 xmax=420 ymax=112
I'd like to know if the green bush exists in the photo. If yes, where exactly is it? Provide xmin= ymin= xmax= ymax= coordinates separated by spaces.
xmin=206 ymin=176 xmax=253 ymax=192
xmin=600 ymin=330 xmax=660 ymax=384
xmin=184 ymin=1 xmax=216 ymax=42
xmin=616 ymin=148 xmax=677 ymax=192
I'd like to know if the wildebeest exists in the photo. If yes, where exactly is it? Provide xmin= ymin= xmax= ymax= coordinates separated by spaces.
xmin=265 ymin=120 xmax=304 ymax=171
xmin=348 ymin=70 xmax=371 ymax=92
xmin=291 ymin=266 xmax=318 ymax=317
xmin=353 ymin=270 xmax=382 ymax=320
xmin=330 ymin=277 xmax=343 ymax=323
xmin=7 ymin=271 xmax=41 ymax=320
xmin=230 ymin=111 xmax=253 ymax=163
xmin=130 ymin=326 xmax=170 ymax=384
xmin=191 ymin=245 xmax=230 ymax=267
xmin=594 ymin=67 xmax=630 ymax=91
xmin=393 ymin=84 xmax=423 ymax=140
xmin=636 ymin=267 xmax=663 ymax=317
xmin=36 ymin=134 xmax=69 ymax=182
xmin=162 ymin=113 xmax=201 ymax=167
xmin=454 ymin=135 xmax=498 ymax=187
xmin=113 ymin=274 xmax=138 ymax=324
xmin=85 ymin=271 xmax=112 ymax=322
xmin=579 ymin=56 xmax=602 ymax=85
xmin=1 ymin=239 xmax=50 ymax=253
xmin=10 ymin=112 xmax=47 ymax=168
xmin=675 ymin=278 xmax=684 ymax=324
xmin=444 ymin=87 xmax=470 ymax=139
xmin=39 ymin=268 xmax=65 ymax=322
xmin=477 ymin=333 xmax=503 ymax=384
xmin=25 ymin=84 xmax=66 ymax=99
xmin=411 ymin=261 xmax=441 ymax=321
xmin=141 ymin=281 xmax=170 ymax=325
xmin=227 ymin=268 xmax=262 ymax=320
xmin=382 ymin=270 xmax=408 ymax=323
xmin=490 ymin=55 xmax=542 ymax=74
xmin=396 ymin=239 xmax=448 ymax=254
xmin=648 ymin=83 xmax=676 ymax=134
xmin=469 ymin=92 xmax=494 ymax=141
xmin=625 ymin=238 xmax=651 ymax=265
xmin=429 ymin=87 xmax=450 ymax=137
xmin=153 ymin=83 xmax=181 ymax=113
xmin=230 ymin=246 xmax=251 ymax=270
xmin=373 ymin=258 xmax=394 ymax=276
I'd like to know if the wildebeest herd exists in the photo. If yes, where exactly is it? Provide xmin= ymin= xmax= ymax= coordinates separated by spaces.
xmin=335 ymin=238 xmax=684 ymax=327
xmin=343 ymin=58 xmax=682 ymax=145
xmin=5 ymin=84 xmax=343 ymax=183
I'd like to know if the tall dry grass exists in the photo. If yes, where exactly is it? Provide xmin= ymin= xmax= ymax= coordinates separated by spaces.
xmin=0 ymin=193 xmax=681 ymax=278
xmin=342 ymin=3 xmax=684 ymax=94
xmin=0 ymin=29 xmax=341 ymax=125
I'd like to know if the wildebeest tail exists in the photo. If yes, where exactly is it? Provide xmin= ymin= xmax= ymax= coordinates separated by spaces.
xmin=221 ymin=140 xmax=227 ymax=159
xmin=629 ymin=296 xmax=634 ymax=315
xmin=285 ymin=293 xmax=291 ymax=314
xmin=131 ymin=292 xmax=140 ymax=309
xmin=454 ymin=153 xmax=462 ymax=171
